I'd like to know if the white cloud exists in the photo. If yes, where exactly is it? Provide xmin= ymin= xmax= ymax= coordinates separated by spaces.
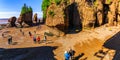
xmin=0 ymin=12 xmax=20 ymax=18
xmin=0 ymin=12 xmax=43 ymax=18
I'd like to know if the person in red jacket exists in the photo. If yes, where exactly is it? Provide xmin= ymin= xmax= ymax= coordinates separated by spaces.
xmin=37 ymin=36 xmax=40 ymax=43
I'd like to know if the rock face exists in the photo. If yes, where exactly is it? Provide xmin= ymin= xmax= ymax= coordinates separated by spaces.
xmin=77 ymin=0 xmax=96 ymax=29
xmin=43 ymin=0 xmax=120 ymax=35
xmin=96 ymin=0 xmax=103 ymax=26
xmin=8 ymin=16 xmax=17 ymax=27
xmin=107 ymin=1 xmax=118 ymax=26
xmin=45 ymin=3 xmax=67 ymax=36
xmin=118 ymin=1 xmax=120 ymax=25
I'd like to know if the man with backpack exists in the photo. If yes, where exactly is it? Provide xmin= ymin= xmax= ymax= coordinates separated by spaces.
xmin=64 ymin=51 xmax=70 ymax=60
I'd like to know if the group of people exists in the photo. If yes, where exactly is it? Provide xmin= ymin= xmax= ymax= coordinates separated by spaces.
xmin=1 ymin=29 xmax=47 ymax=45
xmin=64 ymin=48 xmax=75 ymax=60
xmin=29 ymin=31 xmax=47 ymax=44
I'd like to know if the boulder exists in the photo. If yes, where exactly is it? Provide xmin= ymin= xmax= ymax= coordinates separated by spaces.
xmin=8 ymin=16 xmax=17 ymax=27
xmin=17 ymin=15 xmax=23 ymax=27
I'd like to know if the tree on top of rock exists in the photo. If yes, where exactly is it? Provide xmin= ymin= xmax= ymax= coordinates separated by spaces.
xmin=21 ymin=3 xmax=33 ymax=15
xmin=28 ymin=6 xmax=33 ymax=12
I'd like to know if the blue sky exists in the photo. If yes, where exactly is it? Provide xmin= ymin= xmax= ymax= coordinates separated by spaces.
xmin=0 ymin=0 xmax=43 ymax=18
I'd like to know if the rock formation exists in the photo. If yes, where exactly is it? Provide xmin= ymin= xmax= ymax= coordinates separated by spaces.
xmin=24 ymin=12 xmax=33 ymax=26
xmin=33 ymin=13 xmax=38 ymax=23
xmin=8 ymin=16 xmax=17 ymax=27
xmin=42 ymin=0 xmax=120 ymax=35
xmin=45 ymin=3 xmax=66 ymax=36
xmin=17 ymin=4 xmax=33 ymax=27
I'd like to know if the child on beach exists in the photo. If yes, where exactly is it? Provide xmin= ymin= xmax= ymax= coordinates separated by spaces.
xmin=37 ymin=36 xmax=40 ymax=43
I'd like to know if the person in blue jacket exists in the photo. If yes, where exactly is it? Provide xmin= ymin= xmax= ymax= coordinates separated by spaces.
xmin=64 ymin=51 xmax=70 ymax=60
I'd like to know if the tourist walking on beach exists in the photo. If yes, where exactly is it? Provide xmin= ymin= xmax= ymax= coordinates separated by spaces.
xmin=28 ymin=31 xmax=32 ymax=37
xmin=22 ymin=32 xmax=24 ymax=36
xmin=20 ymin=29 xmax=22 ymax=32
xmin=8 ymin=35 xmax=12 ymax=45
xmin=64 ymin=51 xmax=70 ymax=60
xmin=2 ymin=33 xmax=4 ymax=38
xmin=33 ymin=35 xmax=36 ymax=43
xmin=69 ymin=48 xmax=75 ymax=60
xmin=44 ymin=35 xmax=47 ymax=42
xmin=37 ymin=36 xmax=40 ymax=43
xmin=34 ymin=31 xmax=36 ymax=34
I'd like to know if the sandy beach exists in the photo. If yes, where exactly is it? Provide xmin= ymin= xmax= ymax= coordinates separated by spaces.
xmin=0 ymin=24 xmax=120 ymax=60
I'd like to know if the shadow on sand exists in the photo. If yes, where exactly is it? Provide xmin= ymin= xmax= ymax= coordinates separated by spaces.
xmin=94 ymin=48 xmax=110 ymax=60
xmin=103 ymin=31 xmax=120 ymax=60
xmin=0 ymin=46 xmax=57 ymax=60
xmin=73 ymin=53 xmax=86 ymax=60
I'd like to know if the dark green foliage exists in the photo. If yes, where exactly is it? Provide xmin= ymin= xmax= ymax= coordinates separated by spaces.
xmin=28 ymin=7 xmax=33 ymax=12
xmin=21 ymin=3 xmax=33 ymax=15
xmin=54 ymin=0 xmax=61 ymax=5
xmin=48 ymin=10 xmax=55 ymax=17
xmin=42 ymin=0 xmax=51 ymax=19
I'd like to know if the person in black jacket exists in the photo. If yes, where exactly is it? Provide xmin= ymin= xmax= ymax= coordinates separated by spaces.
xmin=8 ymin=35 xmax=12 ymax=45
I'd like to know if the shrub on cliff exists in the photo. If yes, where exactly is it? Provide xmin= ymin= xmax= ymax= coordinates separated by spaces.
xmin=42 ymin=0 xmax=51 ymax=19
xmin=94 ymin=0 xmax=98 ymax=7
xmin=48 ymin=10 xmax=55 ymax=17
xmin=54 ymin=0 xmax=61 ymax=5
xmin=106 ymin=0 xmax=112 ymax=4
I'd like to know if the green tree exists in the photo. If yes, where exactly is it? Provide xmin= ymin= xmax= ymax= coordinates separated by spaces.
xmin=21 ymin=4 xmax=27 ymax=15
xmin=21 ymin=3 xmax=33 ymax=15
xmin=28 ymin=6 xmax=33 ymax=12
xmin=42 ymin=0 xmax=51 ymax=19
